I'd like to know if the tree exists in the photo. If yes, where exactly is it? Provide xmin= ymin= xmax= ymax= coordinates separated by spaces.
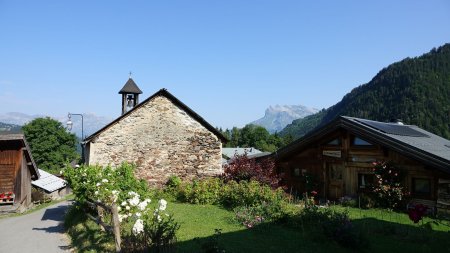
xmin=22 ymin=117 xmax=79 ymax=174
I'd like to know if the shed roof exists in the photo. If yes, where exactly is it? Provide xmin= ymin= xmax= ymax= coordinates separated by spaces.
xmin=32 ymin=169 xmax=66 ymax=193
xmin=0 ymin=134 xmax=40 ymax=179
xmin=85 ymin=88 xmax=227 ymax=143
xmin=276 ymin=116 xmax=450 ymax=173
xmin=222 ymin=147 xmax=263 ymax=159
xmin=118 ymin=78 xmax=143 ymax=94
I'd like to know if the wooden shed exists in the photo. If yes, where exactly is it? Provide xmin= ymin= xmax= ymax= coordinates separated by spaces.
xmin=0 ymin=134 xmax=40 ymax=212
xmin=275 ymin=116 xmax=450 ymax=212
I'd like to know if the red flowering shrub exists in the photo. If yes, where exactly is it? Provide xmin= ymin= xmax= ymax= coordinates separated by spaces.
xmin=223 ymin=153 xmax=282 ymax=189
xmin=408 ymin=204 xmax=428 ymax=223
xmin=371 ymin=161 xmax=408 ymax=209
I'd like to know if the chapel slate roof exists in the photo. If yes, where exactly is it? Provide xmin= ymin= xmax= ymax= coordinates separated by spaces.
xmin=275 ymin=116 xmax=450 ymax=173
xmin=85 ymin=88 xmax=227 ymax=143
xmin=118 ymin=78 xmax=143 ymax=94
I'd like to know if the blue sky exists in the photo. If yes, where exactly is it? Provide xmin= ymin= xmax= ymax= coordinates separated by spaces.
xmin=1 ymin=1 xmax=449 ymax=129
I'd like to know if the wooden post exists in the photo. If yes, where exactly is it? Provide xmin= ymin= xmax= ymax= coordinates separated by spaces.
xmin=111 ymin=203 xmax=122 ymax=253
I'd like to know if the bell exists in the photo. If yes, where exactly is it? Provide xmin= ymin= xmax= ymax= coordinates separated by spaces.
xmin=127 ymin=95 xmax=134 ymax=107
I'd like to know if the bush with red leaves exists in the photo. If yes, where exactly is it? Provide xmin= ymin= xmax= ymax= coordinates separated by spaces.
xmin=408 ymin=204 xmax=428 ymax=223
xmin=223 ymin=153 xmax=282 ymax=189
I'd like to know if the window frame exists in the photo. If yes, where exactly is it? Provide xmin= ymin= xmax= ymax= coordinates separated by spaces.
xmin=350 ymin=136 xmax=376 ymax=149
xmin=357 ymin=173 xmax=375 ymax=193
xmin=411 ymin=177 xmax=432 ymax=198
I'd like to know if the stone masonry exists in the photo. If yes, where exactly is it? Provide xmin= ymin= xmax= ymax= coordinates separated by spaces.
xmin=86 ymin=95 xmax=223 ymax=186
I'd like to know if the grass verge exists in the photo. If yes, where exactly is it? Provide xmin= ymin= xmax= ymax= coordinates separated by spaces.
xmin=64 ymin=202 xmax=450 ymax=253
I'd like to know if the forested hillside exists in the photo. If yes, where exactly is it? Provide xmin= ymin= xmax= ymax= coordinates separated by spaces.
xmin=219 ymin=125 xmax=293 ymax=152
xmin=281 ymin=44 xmax=450 ymax=139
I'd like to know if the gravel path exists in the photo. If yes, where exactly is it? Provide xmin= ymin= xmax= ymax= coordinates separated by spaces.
xmin=0 ymin=200 xmax=72 ymax=253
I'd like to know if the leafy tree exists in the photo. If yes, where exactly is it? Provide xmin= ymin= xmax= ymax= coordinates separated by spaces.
xmin=22 ymin=117 xmax=78 ymax=174
xmin=220 ymin=124 xmax=292 ymax=152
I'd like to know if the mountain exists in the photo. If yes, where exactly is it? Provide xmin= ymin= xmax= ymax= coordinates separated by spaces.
xmin=0 ymin=122 xmax=22 ymax=134
xmin=251 ymin=105 xmax=319 ymax=133
xmin=0 ymin=112 xmax=113 ymax=138
xmin=0 ymin=112 xmax=44 ymax=126
xmin=280 ymin=44 xmax=450 ymax=139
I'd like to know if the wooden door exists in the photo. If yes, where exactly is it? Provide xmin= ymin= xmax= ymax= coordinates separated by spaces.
xmin=327 ymin=163 xmax=344 ymax=199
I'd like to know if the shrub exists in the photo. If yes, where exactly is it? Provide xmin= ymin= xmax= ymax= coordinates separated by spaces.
xmin=234 ymin=205 xmax=265 ymax=228
xmin=296 ymin=206 xmax=369 ymax=250
xmin=371 ymin=161 xmax=408 ymax=209
xmin=221 ymin=180 xmax=286 ymax=209
xmin=321 ymin=210 xmax=369 ymax=250
xmin=63 ymin=163 xmax=180 ymax=252
xmin=179 ymin=178 xmax=223 ymax=205
xmin=173 ymin=178 xmax=292 ymax=222
xmin=223 ymin=153 xmax=282 ymax=188
xmin=120 ymin=194 xmax=180 ymax=252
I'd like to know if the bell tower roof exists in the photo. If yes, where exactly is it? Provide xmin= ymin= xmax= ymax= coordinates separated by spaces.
xmin=118 ymin=78 xmax=143 ymax=94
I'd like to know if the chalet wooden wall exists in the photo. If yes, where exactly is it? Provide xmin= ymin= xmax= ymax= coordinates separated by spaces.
xmin=277 ymin=128 xmax=449 ymax=205
xmin=20 ymin=153 xmax=32 ymax=206
xmin=0 ymin=149 xmax=21 ymax=194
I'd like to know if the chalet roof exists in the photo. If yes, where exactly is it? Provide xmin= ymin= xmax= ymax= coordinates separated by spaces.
xmin=0 ymin=134 xmax=40 ymax=179
xmin=118 ymin=78 xmax=143 ymax=94
xmin=275 ymin=116 xmax=450 ymax=173
xmin=85 ymin=88 xmax=227 ymax=143
xmin=222 ymin=147 xmax=262 ymax=159
xmin=32 ymin=169 xmax=66 ymax=193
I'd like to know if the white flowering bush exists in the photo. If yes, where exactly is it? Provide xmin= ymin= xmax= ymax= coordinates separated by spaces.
xmin=120 ymin=192 xmax=180 ymax=251
xmin=63 ymin=162 xmax=148 ymax=205
xmin=63 ymin=162 xmax=179 ymax=251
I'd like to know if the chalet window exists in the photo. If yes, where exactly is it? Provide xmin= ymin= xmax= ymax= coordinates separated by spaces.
xmin=358 ymin=173 xmax=374 ymax=191
xmin=326 ymin=138 xmax=341 ymax=146
xmin=412 ymin=178 xmax=431 ymax=196
xmin=293 ymin=168 xmax=301 ymax=177
xmin=352 ymin=137 xmax=373 ymax=146
xmin=292 ymin=168 xmax=307 ymax=177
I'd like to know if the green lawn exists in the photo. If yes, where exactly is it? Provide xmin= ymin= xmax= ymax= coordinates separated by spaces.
xmin=65 ymin=202 xmax=450 ymax=253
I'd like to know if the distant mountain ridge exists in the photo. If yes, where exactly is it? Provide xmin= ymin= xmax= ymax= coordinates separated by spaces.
xmin=251 ymin=105 xmax=319 ymax=133
xmin=0 ymin=112 xmax=113 ymax=138
xmin=0 ymin=122 xmax=22 ymax=134
xmin=280 ymin=44 xmax=450 ymax=139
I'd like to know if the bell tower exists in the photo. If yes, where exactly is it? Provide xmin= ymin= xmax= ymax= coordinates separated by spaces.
xmin=118 ymin=75 xmax=143 ymax=115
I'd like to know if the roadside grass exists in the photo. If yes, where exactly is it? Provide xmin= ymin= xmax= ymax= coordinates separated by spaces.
xmin=64 ymin=201 xmax=450 ymax=253
xmin=64 ymin=204 xmax=116 ymax=253
xmin=0 ymin=194 xmax=74 ymax=219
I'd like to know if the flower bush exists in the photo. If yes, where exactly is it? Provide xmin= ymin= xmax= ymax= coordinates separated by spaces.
xmin=120 ymin=192 xmax=180 ymax=251
xmin=234 ymin=205 xmax=266 ymax=228
xmin=371 ymin=161 xmax=408 ymax=209
xmin=62 ymin=162 xmax=149 ymax=205
xmin=408 ymin=204 xmax=428 ymax=224
xmin=63 ymin=163 xmax=179 ymax=251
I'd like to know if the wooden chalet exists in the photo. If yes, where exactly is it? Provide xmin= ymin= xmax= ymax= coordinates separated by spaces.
xmin=275 ymin=116 xmax=450 ymax=212
xmin=0 ymin=134 xmax=40 ymax=211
